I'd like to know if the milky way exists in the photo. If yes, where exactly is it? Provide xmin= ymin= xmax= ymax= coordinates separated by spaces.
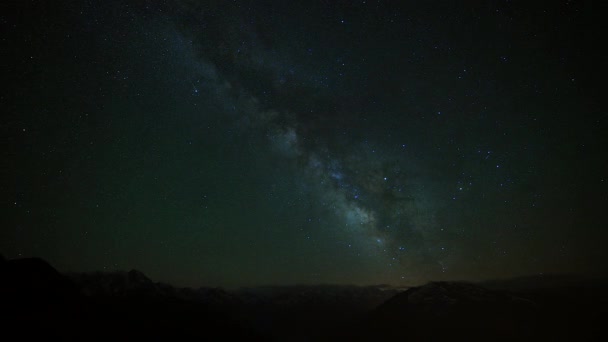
xmin=3 ymin=1 xmax=606 ymax=287
xmin=167 ymin=7 xmax=448 ymax=279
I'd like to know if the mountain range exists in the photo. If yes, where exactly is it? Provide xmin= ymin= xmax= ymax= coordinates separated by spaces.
xmin=1 ymin=255 xmax=606 ymax=340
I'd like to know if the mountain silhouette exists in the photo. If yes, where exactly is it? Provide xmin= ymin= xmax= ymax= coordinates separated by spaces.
xmin=0 ymin=255 xmax=262 ymax=340
xmin=2 ymin=255 xmax=606 ymax=341
xmin=358 ymin=281 xmax=537 ymax=340
xmin=356 ymin=280 xmax=607 ymax=341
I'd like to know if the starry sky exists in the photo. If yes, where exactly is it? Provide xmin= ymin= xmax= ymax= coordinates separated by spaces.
xmin=3 ymin=1 xmax=607 ymax=287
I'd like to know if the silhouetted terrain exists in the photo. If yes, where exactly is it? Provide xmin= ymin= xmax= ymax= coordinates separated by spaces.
xmin=1 ymin=255 xmax=606 ymax=341
xmin=1 ymin=255 xmax=261 ymax=340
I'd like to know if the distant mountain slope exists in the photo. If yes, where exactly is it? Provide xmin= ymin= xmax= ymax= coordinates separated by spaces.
xmin=357 ymin=280 xmax=607 ymax=341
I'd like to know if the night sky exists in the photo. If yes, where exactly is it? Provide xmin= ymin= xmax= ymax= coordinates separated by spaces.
xmin=3 ymin=1 xmax=606 ymax=288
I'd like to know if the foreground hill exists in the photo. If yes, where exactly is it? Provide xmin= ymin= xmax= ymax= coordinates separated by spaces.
xmin=1 ymin=256 xmax=261 ymax=340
